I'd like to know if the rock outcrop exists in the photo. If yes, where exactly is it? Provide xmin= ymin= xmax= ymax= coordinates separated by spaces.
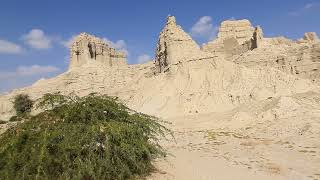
xmin=201 ymin=19 xmax=320 ymax=83
xmin=217 ymin=19 xmax=255 ymax=45
xmin=69 ymin=33 xmax=127 ymax=69
xmin=232 ymin=33 xmax=320 ymax=82
xmin=155 ymin=16 xmax=212 ymax=73
xmin=202 ymin=19 xmax=263 ymax=59
xmin=303 ymin=32 xmax=319 ymax=42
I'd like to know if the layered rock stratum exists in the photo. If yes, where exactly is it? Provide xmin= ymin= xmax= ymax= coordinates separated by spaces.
xmin=1 ymin=16 xmax=320 ymax=179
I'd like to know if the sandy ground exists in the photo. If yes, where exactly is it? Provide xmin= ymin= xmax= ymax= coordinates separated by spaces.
xmin=149 ymin=112 xmax=320 ymax=180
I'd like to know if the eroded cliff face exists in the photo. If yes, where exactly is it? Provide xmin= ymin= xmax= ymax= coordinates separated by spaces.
xmin=69 ymin=33 xmax=127 ymax=69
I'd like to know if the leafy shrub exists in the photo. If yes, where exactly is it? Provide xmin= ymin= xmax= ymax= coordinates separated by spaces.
xmin=0 ymin=120 xmax=7 ymax=124
xmin=13 ymin=94 xmax=34 ymax=116
xmin=9 ymin=113 xmax=31 ymax=122
xmin=0 ymin=93 xmax=169 ymax=180
xmin=8 ymin=116 xmax=19 ymax=122
xmin=36 ymin=92 xmax=68 ymax=110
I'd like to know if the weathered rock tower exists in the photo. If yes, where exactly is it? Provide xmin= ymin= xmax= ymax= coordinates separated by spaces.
xmin=155 ymin=16 xmax=212 ymax=73
xmin=69 ymin=33 xmax=127 ymax=69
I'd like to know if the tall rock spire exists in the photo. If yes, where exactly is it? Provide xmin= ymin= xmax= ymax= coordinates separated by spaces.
xmin=155 ymin=15 xmax=210 ymax=73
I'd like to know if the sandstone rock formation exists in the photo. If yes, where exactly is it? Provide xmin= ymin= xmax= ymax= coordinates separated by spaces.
xmin=155 ymin=16 xmax=212 ymax=73
xmin=0 ymin=15 xmax=318 ymax=119
xmin=298 ymin=32 xmax=319 ymax=43
xmin=217 ymin=19 xmax=255 ymax=44
xmin=202 ymin=19 xmax=263 ymax=59
xmin=232 ymin=34 xmax=320 ymax=82
xmin=69 ymin=33 xmax=127 ymax=69
xmin=201 ymin=19 xmax=320 ymax=83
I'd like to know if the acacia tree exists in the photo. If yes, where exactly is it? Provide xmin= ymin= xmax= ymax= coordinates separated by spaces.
xmin=1 ymin=93 xmax=171 ymax=179
xmin=13 ymin=94 xmax=34 ymax=116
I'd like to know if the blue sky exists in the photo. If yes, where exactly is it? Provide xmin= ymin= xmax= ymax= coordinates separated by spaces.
xmin=0 ymin=0 xmax=319 ymax=93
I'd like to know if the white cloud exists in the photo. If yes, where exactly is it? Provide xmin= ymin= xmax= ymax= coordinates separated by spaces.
xmin=0 ymin=65 xmax=59 ymax=79
xmin=0 ymin=65 xmax=60 ymax=92
xmin=304 ymin=3 xmax=316 ymax=10
xmin=289 ymin=2 xmax=320 ymax=16
xmin=103 ymin=38 xmax=129 ymax=56
xmin=22 ymin=29 xmax=52 ymax=49
xmin=16 ymin=65 xmax=59 ymax=76
xmin=0 ymin=39 xmax=24 ymax=54
xmin=137 ymin=54 xmax=151 ymax=64
xmin=190 ymin=16 xmax=218 ymax=41
xmin=61 ymin=35 xmax=77 ymax=48
xmin=289 ymin=12 xmax=299 ymax=16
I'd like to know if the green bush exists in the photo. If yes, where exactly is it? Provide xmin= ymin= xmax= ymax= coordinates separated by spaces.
xmin=0 ymin=93 xmax=169 ymax=180
xmin=8 ymin=116 xmax=19 ymax=122
xmin=0 ymin=120 xmax=7 ymax=124
xmin=9 ymin=113 xmax=31 ymax=122
xmin=13 ymin=94 xmax=34 ymax=116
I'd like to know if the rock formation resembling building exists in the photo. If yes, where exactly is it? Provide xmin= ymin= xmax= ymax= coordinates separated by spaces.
xmin=69 ymin=33 xmax=127 ymax=69
xmin=154 ymin=16 xmax=320 ymax=83
xmin=66 ymin=17 xmax=319 ymax=83
xmin=217 ymin=19 xmax=256 ymax=44
xmin=202 ymin=19 xmax=263 ymax=59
